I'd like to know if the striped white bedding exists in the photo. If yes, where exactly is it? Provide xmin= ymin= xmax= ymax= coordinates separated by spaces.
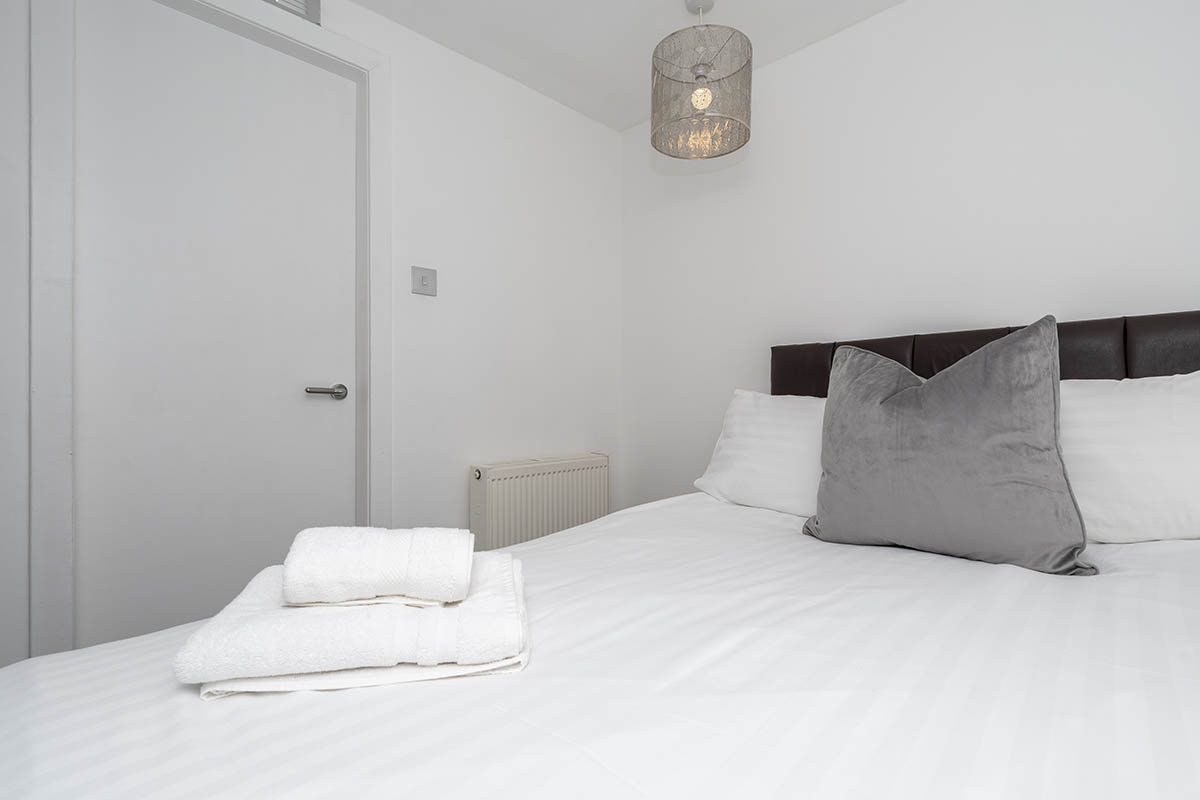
xmin=3 ymin=492 xmax=1200 ymax=799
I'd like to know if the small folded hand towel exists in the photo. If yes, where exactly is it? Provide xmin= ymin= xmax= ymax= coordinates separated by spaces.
xmin=174 ymin=552 xmax=527 ymax=696
xmin=282 ymin=527 xmax=474 ymax=605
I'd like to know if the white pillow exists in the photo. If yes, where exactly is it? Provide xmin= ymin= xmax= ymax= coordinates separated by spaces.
xmin=1059 ymin=370 xmax=1200 ymax=543
xmin=694 ymin=389 xmax=826 ymax=518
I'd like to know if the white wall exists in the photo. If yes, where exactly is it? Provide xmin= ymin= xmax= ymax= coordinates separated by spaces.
xmin=620 ymin=0 xmax=1200 ymax=507
xmin=0 ymin=0 xmax=31 ymax=667
xmin=319 ymin=1 xmax=625 ymax=525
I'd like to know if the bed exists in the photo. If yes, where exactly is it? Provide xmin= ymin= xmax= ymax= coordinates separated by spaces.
xmin=4 ymin=311 xmax=1199 ymax=799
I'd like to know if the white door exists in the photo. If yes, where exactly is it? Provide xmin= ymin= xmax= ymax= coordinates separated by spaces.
xmin=74 ymin=0 xmax=359 ymax=646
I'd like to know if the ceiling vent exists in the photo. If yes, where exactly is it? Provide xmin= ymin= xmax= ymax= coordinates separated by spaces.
xmin=262 ymin=0 xmax=320 ymax=24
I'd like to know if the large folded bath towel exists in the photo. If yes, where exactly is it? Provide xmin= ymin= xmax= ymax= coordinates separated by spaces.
xmin=197 ymin=653 xmax=529 ymax=699
xmin=282 ymin=527 xmax=475 ymax=605
xmin=175 ymin=552 xmax=526 ymax=693
xmin=286 ymin=595 xmax=442 ymax=609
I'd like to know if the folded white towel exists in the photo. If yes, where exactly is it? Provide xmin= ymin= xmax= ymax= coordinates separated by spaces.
xmin=285 ymin=595 xmax=441 ymax=609
xmin=174 ymin=552 xmax=526 ymax=689
xmin=198 ymin=650 xmax=528 ymax=699
xmin=282 ymin=526 xmax=475 ymax=605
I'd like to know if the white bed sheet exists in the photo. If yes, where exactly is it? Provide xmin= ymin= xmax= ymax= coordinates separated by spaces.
xmin=3 ymin=493 xmax=1199 ymax=799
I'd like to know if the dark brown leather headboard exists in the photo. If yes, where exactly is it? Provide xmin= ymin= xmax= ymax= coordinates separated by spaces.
xmin=771 ymin=310 xmax=1200 ymax=397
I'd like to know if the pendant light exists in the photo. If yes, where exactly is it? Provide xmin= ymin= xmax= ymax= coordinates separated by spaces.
xmin=651 ymin=0 xmax=752 ymax=159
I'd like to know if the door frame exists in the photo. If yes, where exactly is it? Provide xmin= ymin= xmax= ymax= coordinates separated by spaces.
xmin=29 ymin=0 xmax=393 ymax=655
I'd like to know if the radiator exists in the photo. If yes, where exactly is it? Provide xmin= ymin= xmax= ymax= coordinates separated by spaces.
xmin=469 ymin=454 xmax=610 ymax=550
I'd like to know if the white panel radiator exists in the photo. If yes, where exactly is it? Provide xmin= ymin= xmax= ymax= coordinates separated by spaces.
xmin=469 ymin=454 xmax=610 ymax=550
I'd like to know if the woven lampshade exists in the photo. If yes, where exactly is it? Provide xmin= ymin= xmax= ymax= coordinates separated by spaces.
xmin=651 ymin=23 xmax=752 ymax=159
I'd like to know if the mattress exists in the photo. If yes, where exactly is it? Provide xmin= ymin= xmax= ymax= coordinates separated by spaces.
xmin=3 ymin=493 xmax=1199 ymax=799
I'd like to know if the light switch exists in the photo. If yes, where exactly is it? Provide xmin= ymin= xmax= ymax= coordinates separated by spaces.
xmin=411 ymin=266 xmax=437 ymax=297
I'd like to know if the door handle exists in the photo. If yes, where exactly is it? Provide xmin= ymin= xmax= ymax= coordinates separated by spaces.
xmin=305 ymin=383 xmax=349 ymax=400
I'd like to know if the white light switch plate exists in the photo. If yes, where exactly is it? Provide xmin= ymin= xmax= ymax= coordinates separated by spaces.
xmin=411 ymin=266 xmax=437 ymax=297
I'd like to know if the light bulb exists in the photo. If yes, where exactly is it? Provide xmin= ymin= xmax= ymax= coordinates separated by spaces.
xmin=690 ymin=86 xmax=713 ymax=111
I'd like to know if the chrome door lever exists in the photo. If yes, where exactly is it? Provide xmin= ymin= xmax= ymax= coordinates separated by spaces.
xmin=305 ymin=383 xmax=349 ymax=400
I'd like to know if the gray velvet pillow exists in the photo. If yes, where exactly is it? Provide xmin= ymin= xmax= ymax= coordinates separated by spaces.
xmin=803 ymin=316 xmax=1095 ymax=575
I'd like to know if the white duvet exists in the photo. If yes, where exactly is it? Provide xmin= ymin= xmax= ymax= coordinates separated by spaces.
xmin=3 ymin=493 xmax=1200 ymax=799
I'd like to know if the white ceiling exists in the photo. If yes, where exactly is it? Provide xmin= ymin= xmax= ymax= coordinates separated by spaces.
xmin=352 ymin=0 xmax=904 ymax=131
